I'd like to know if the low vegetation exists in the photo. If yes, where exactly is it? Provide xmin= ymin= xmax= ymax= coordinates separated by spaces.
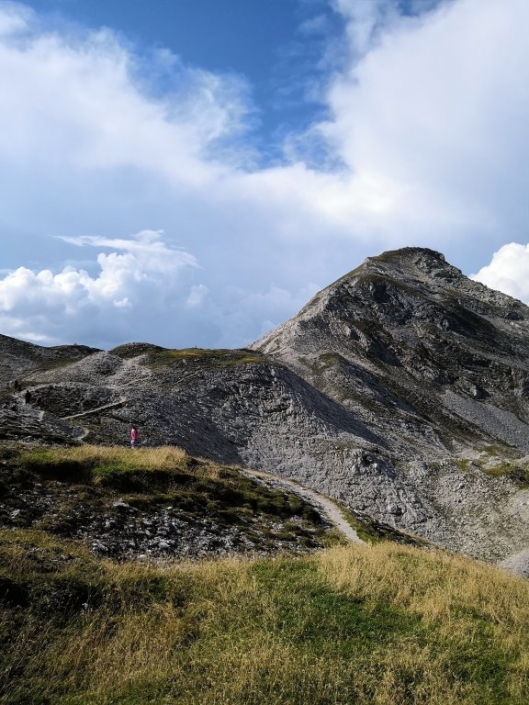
xmin=144 ymin=347 xmax=267 ymax=370
xmin=0 ymin=445 xmax=328 ymax=555
xmin=2 ymin=444 xmax=529 ymax=704
xmin=480 ymin=457 xmax=529 ymax=488
xmin=1 ymin=533 xmax=528 ymax=704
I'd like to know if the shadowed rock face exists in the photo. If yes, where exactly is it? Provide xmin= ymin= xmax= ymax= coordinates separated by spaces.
xmin=252 ymin=247 xmax=529 ymax=458
xmin=3 ymin=247 xmax=529 ymax=568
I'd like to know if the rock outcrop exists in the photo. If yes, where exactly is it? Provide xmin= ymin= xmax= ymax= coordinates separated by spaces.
xmin=3 ymin=247 xmax=529 ymax=569
xmin=253 ymin=247 xmax=529 ymax=457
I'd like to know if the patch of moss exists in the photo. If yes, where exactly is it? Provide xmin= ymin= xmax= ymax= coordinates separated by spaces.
xmin=108 ymin=342 xmax=165 ymax=359
xmin=483 ymin=462 xmax=529 ymax=488
xmin=482 ymin=444 xmax=513 ymax=457
xmin=146 ymin=347 xmax=267 ymax=370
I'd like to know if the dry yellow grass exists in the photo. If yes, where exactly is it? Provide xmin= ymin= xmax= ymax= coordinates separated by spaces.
xmin=317 ymin=542 xmax=529 ymax=625
xmin=18 ymin=444 xmax=231 ymax=484
xmin=317 ymin=543 xmax=529 ymax=704
xmin=2 ymin=473 xmax=529 ymax=704
xmin=3 ymin=539 xmax=529 ymax=704
xmin=21 ymin=443 xmax=187 ymax=469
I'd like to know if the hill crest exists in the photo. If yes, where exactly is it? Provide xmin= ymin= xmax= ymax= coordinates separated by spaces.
xmin=2 ymin=247 xmax=529 ymax=568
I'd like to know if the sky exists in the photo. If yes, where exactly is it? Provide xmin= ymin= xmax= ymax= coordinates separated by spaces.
xmin=0 ymin=0 xmax=528 ymax=350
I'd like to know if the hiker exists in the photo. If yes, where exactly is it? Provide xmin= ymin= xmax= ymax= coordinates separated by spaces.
xmin=24 ymin=390 xmax=32 ymax=405
xmin=129 ymin=425 xmax=139 ymax=448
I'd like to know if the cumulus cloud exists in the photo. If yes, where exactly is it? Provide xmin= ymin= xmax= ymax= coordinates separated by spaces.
xmin=0 ymin=1 xmax=30 ymax=35
xmin=1 ymin=0 xmax=529 ymax=349
xmin=317 ymin=0 xmax=529 ymax=248
xmin=0 ymin=3 xmax=254 ymax=184
xmin=472 ymin=243 xmax=529 ymax=303
xmin=60 ymin=231 xmax=198 ymax=277
xmin=0 ymin=230 xmax=200 ymax=345
xmin=213 ymin=0 xmax=529 ymax=257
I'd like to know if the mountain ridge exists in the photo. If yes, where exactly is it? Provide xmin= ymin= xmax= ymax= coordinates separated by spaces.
xmin=2 ymin=247 xmax=529 ymax=568
xmin=252 ymin=246 xmax=529 ymax=456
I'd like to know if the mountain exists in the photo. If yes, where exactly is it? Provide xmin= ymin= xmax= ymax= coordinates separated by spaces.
xmin=2 ymin=247 xmax=529 ymax=567
xmin=254 ymin=246 xmax=529 ymax=456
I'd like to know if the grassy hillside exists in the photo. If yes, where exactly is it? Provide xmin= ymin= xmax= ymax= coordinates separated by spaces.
xmin=1 ymin=534 xmax=529 ymax=704
xmin=0 ymin=445 xmax=335 ymax=559
xmin=1 ymin=445 xmax=529 ymax=704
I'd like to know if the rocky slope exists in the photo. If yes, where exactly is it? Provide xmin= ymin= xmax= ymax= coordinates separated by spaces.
xmin=2 ymin=247 xmax=529 ymax=570
xmin=0 ymin=445 xmax=342 ymax=561
xmin=253 ymin=247 xmax=529 ymax=456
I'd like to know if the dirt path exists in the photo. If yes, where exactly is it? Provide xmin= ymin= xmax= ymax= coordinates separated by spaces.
xmin=61 ymin=398 xmax=129 ymax=441
xmin=242 ymin=469 xmax=365 ymax=545
xmin=61 ymin=398 xmax=127 ymax=421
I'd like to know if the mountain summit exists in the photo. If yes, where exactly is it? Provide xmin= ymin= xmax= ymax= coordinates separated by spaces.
xmin=254 ymin=246 xmax=529 ymax=457
xmin=2 ymin=246 xmax=529 ymax=565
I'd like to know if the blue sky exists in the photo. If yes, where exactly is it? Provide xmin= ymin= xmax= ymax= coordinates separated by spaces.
xmin=22 ymin=0 xmax=346 ymax=166
xmin=0 ymin=0 xmax=528 ymax=349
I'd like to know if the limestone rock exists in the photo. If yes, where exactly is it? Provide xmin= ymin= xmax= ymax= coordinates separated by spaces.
xmin=3 ymin=247 xmax=529 ymax=564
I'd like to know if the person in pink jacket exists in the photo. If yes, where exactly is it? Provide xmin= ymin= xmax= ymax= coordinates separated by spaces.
xmin=129 ymin=425 xmax=139 ymax=448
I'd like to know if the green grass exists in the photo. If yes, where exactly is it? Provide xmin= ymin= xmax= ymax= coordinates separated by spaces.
xmin=10 ymin=445 xmax=320 ymax=518
xmin=108 ymin=342 xmax=165 ymax=359
xmin=482 ymin=462 xmax=529 ymax=488
xmin=2 ymin=444 xmax=529 ymax=703
xmin=467 ymin=449 xmax=529 ymax=488
xmin=107 ymin=344 xmax=267 ymax=367
xmin=1 ymin=534 xmax=529 ymax=704
xmin=0 ymin=445 xmax=331 ymax=553
xmin=144 ymin=347 xmax=267 ymax=370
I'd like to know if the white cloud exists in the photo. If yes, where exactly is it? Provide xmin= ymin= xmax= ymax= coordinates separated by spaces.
xmin=209 ymin=0 xmax=529 ymax=256
xmin=0 ymin=0 xmax=529 ymax=349
xmin=472 ymin=243 xmax=529 ymax=302
xmin=186 ymin=284 xmax=209 ymax=309
xmin=316 ymin=0 xmax=529 ymax=245
xmin=0 ymin=230 xmax=201 ymax=345
xmin=0 ymin=1 xmax=30 ymax=36
xmin=60 ymin=231 xmax=198 ymax=276
xmin=331 ymin=0 xmax=398 ymax=58
xmin=0 ymin=4 xmax=254 ymax=185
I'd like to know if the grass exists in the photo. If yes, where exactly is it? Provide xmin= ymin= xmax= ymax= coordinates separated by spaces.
xmin=0 ymin=445 xmax=331 ymax=555
xmin=108 ymin=342 xmax=164 ymax=359
xmin=16 ymin=444 xmax=191 ymax=478
xmin=144 ymin=347 xmax=267 ymax=370
xmin=1 ymin=536 xmax=528 ymax=704
xmin=107 ymin=343 xmax=267 ymax=367
xmin=466 ymin=451 xmax=529 ymax=489
xmin=2 ymin=444 xmax=529 ymax=703
xmin=482 ymin=462 xmax=529 ymax=488
xmin=12 ymin=445 xmax=322 ymax=517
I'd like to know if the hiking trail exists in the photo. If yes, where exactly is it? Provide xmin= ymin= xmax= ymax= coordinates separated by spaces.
xmin=242 ymin=468 xmax=365 ymax=544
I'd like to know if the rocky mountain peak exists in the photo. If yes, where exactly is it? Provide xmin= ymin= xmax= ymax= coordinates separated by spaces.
xmin=3 ymin=247 xmax=529 ymax=568
xmin=253 ymin=246 xmax=526 ymax=358
xmin=252 ymin=246 xmax=529 ymax=459
xmin=365 ymin=246 xmax=448 ymax=273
